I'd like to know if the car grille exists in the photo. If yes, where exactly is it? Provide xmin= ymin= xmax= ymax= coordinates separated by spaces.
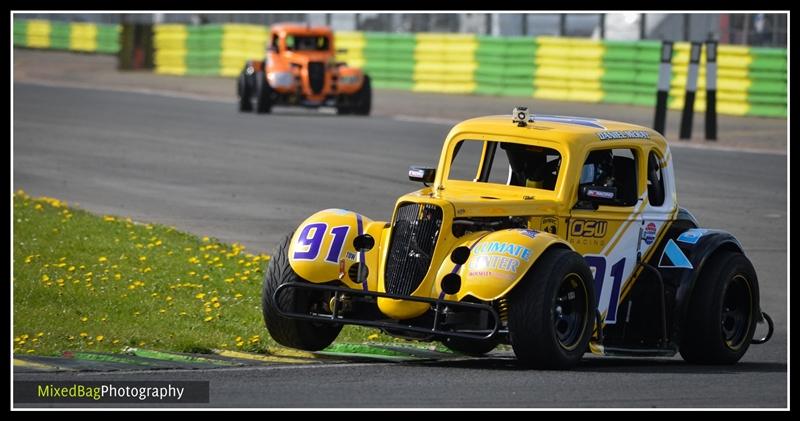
xmin=384 ymin=203 xmax=443 ymax=296
xmin=308 ymin=62 xmax=325 ymax=94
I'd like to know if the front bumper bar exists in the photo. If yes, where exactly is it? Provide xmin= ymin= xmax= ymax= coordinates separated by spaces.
xmin=273 ymin=282 xmax=501 ymax=341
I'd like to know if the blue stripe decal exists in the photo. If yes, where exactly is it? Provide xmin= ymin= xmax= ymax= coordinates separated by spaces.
xmin=533 ymin=115 xmax=606 ymax=129
xmin=356 ymin=213 xmax=367 ymax=291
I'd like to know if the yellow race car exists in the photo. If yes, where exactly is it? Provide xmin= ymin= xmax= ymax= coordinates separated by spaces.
xmin=262 ymin=107 xmax=773 ymax=369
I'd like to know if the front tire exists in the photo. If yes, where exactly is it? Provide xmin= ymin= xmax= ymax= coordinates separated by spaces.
xmin=255 ymin=71 xmax=272 ymax=114
xmin=237 ymin=72 xmax=253 ymax=112
xmin=262 ymin=234 xmax=342 ymax=351
xmin=508 ymin=248 xmax=595 ymax=369
xmin=353 ymin=75 xmax=372 ymax=116
xmin=680 ymin=251 xmax=758 ymax=364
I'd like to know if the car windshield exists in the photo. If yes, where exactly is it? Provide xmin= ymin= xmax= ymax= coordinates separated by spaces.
xmin=285 ymin=35 xmax=330 ymax=51
xmin=448 ymin=139 xmax=562 ymax=191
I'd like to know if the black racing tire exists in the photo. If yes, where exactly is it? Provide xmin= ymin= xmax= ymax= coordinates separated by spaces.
xmin=237 ymin=72 xmax=253 ymax=112
xmin=335 ymin=104 xmax=352 ymax=115
xmin=255 ymin=71 xmax=272 ymax=114
xmin=353 ymin=75 xmax=372 ymax=116
xmin=442 ymin=337 xmax=498 ymax=357
xmin=262 ymin=234 xmax=342 ymax=351
xmin=680 ymin=251 xmax=758 ymax=364
xmin=508 ymin=248 xmax=595 ymax=369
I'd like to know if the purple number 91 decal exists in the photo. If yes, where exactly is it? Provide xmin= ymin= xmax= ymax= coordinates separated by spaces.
xmin=293 ymin=223 xmax=327 ymax=260
xmin=293 ymin=223 xmax=351 ymax=263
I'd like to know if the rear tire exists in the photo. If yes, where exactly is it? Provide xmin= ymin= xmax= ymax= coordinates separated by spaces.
xmin=508 ymin=248 xmax=595 ymax=369
xmin=255 ymin=71 xmax=272 ymax=114
xmin=680 ymin=251 xmax=758 ymax=364
xmin=262 ymin=234 xmax=342 ymax=351
xmin=442 ymin=337 xmax=497 ymax=356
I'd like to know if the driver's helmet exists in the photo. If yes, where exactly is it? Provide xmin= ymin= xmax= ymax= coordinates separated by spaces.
xmin=580 ymin=150 xmax=615 ymax=187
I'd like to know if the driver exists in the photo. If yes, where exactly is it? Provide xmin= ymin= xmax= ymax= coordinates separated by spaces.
xmin=580 ymin=150 xmax=615 ymax=188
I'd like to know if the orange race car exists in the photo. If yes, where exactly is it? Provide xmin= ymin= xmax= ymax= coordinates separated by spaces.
xmin=237 ymin=23 xmax=371 ymax=115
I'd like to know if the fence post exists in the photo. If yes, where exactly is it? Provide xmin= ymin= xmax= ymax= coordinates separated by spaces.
xmin=705 ymin=40 xmax=718 ymax=140
xmin=653 ymin=40 xmax=674 ymax=136
xmin=679 ymin=41 xmax=702 ymax=140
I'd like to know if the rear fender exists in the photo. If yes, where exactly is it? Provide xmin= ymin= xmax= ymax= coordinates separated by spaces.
xmin=432 ymin=228 xmax=572 ymax=301
xmin=288 ymin=209 xmax=386 ymax=291
xmin=661 ymin=228 xmax=759 ymax=344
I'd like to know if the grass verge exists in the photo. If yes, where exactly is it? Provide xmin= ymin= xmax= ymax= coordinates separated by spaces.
xmin=12 ymin=191 xmax=392 ymax=356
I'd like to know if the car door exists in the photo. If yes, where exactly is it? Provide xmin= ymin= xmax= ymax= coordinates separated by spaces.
xmin=569 ymin=146 xmax=645 ymax=325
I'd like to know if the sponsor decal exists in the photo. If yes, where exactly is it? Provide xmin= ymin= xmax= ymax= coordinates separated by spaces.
xmin=643 ymin=222 xmax=657 ymax=245
xmin=468 ymin=255 xmax=521 ymax=273
xmin=570 ymin=220 xmax=608 ymax=238
xmin=518 ymin=228 xmax=539 ymax=239
xmin=677 ymin=228 xmax=709 ymax=245
xmin=658 ymin=239 xmax=693 ymax=269
xmin=540 ymin=217 xmax=558 ymax=234
xmin=345 ymin=251 xmax=358 ymax=261
xmin=471 ymin=241 xmax=531 ymax=261
xmin=408 ymin=169 xmax=425 ymax=178
xmin=597 ymin=130 xmax=651 ymax=140
xmin=587 ymin=188 xmax=615 ymax=199
xmin=468 ymin=241 xmax=531 ymax=274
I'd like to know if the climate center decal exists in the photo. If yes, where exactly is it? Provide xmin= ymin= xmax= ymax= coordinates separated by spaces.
xmin=468 ymin=241 xmax=531 ymax=276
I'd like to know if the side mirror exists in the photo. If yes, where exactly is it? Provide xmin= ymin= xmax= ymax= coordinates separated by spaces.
xmin=579 ymin=185 xmax=618 ymax=206
xmin=408 ymin=166 xmax=436 ymax=184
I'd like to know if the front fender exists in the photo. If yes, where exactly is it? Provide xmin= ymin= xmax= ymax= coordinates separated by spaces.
xmin=432 ymin=228 xmax=572 ymax=301
xmin=336 ymin=66 xmax=365 ymax=94
xmin=288 ymin=209 xmax=386 ymax=291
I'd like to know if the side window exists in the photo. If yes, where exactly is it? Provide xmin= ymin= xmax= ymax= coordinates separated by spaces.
xmin=270 ymin=34 xmax=280 ymax=52
xmin=449 ymin=140 xmax=484 ymax=181
xmin=647 ymin=151 xmax=666 ymax=207
xmin=578 ymin=148 xmax=638 ymax=207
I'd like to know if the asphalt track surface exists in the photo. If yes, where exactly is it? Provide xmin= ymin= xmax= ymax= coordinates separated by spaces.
xmin=13 ymin=83 xmax=787 ymax=408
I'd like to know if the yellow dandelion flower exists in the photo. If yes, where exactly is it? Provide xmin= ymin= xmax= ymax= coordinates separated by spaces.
xmin=139 ymin=256 xmax=147 ymax=262
xmin=179 ymin=312 xmax=187 ymax=316
xmin=195 ymin=293 xmax=205 ymax=300
xmin=234 ymin=293 xmax=243 ymax=299
xmin=68 ymin=266 xmax=75 ymax=272
xmin=98 ymin=256 xmax=108 ymax=263
xmin=79 ymin=332 xmax=88 ymax=337
xmin=203 ymin=316 xmax=213 ymax=322
xmin=112 ymin=339 xmax=120 ymax=344
xmin=236 ymin=341 xmax=244 ymax=348
xmin=34 ymin=203 xmax=43 ymax=210
xmin=41 ymin=274 xmax=50 ymax=282
xmin=36 ymin=332 xmax=44 ymax=337
xmin=224 ymin=278 xmax=235 ymax=283
xmin=26 ymin=349 xmax=35 ymax=353
xmin=80 ymin=317 xmax=88 ymax=322
xmin=368 ymin=333 xmax=380 ymax=340
xmin=166 ymin=296 xmax=173 ymax=302
xmin=159 ymin=309 xmax=166 ymax=313
xmin=96 ymin=335 xmax=104 ymax=342
xmin=213 ymin=302 xmax=221 ymax=309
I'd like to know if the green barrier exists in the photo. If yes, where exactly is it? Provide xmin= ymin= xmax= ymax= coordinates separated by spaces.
xmin=13 ymin=19 xmax=28 ymax=46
